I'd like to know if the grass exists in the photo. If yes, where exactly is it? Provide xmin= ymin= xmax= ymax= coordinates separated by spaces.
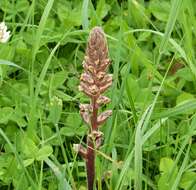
xmin=0 ymin=0 xmax=196 ymax=190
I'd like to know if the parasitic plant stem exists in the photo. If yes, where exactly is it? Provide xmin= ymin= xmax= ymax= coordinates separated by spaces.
xmin=74 ymin=27 xmax=112 ymax=190
xmin=92 ymin=98 xmax=98 ymax=130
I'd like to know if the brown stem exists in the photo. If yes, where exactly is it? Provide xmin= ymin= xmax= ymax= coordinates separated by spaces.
xmin=91 ymin=97 xmax=98 ymax=131
xmin=86 ymin=138 xmax=95 ymax=190
xmin=86 ymin=97 xmax=98 ymax=190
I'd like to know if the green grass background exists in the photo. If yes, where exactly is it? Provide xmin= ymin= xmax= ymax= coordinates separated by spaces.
xmin=0 ymin=0 xmax=196 ymax=189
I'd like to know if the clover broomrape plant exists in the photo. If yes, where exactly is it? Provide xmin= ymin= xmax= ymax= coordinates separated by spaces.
xmin=73 ymin=27 xmax=112 ymax=190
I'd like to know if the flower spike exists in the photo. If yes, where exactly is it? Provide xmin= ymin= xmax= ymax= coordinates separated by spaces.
xmin=74 ymin=27 xmax=112 ymax=190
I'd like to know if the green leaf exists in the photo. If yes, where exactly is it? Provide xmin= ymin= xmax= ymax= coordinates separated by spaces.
xmin=23 ymin=158 xmax=34 ymax=167
xmin=160 ymin=157 xmax=174 ymax=173
xmin=75 ymin=125 xmax=88 ymax=136
xmin=0 ymin=0 xmax=29 ymax=15
xmin=128 ymin=0 xmax=147 ymax=28
xmin=23 ymin=138 xmax=39 ymax=158
xmin=96 ymin=0 xmax=110 ymax=20
xmin=126 ymin=75 xmax=140 ymax=101
xmin=57 ymin=2 xmax=82 ymax=28
xmin=180 ymin=171 xmax=196 ymax=189
xmin=0 ymin=107 xmax=14 ymax=124
xmin=48 ymin=96 xmax=62 ymax=125
xmin=158 ymin=157 xmax=179 ymax=190
xmin=50 ymin=71 xmax=67 ymax=90
xmin=36 ymin=146 xmax=53 ymax=161
xmin=158 ymin=173 xmax=172 ymax=190
xmin=176 ymin=67 xmax=194 ymax=82
xmin=149 ymin=0 xmax=170 ymax=21
xmin=60 ymin=127 xmax=75 ymax=137
xmin=10 ymin=108 xmax=27 ymax=127
xmin=65 ymin=113 xmax=82 ymax=128
xmin=55 ymin=90 xmax=75 ymax=102
xmin=176 ymin=92 xmax=195 ymax=105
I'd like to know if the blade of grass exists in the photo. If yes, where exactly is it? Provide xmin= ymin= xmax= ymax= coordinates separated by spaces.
xmin=104 ymin=15 xmax=122 ymax=154
xmin=114 ymin=150 xmax=134 ymax=190
xmin=171 ymin=142 xmax=191 ymax=190
xmin=153 ymin=100 xmax=196 ymax=119
xmin=31 ymin=0 xmax=54 ymax=64
xmin=54 ymin=123 xmax=77 ymax=190
xmin=142 ymin=118 xmax=168 ymax=144
xmin=108 ymin=54 xmax=132 ymax=150
xmin=0 ymin=59 xmax=24 ymax=70
xmin=115 ymin=34 xmax=176 ymax=190
xmin=28 ymin=0 xmax=54 ymax=136
xmin=38 ymin=161 xmax=43 ymax=190
xmin=45 ymin=158 xmax=72 ymax=190
xmin=159 ymin=0 xmax=183 ymax=54
xmin=20 ymin=0 xmax=35 ymax=33
xmin=167 ymin=114 xmax=196 ymax=186
xmin=126 ymin=48 xmax=138 ymax=126
xmin=134 ymin=110 xmax=144 ymax=190
xmin=133 ymin=54 xmax=176 ymax=189
xmin=82 ymin=0 xmax=89 ymax=29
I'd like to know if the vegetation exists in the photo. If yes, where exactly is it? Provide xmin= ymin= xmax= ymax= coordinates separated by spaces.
xmin=0 ymin=0 xmax=196 ymax=189
xmin=76 ymin=26 xmax=112 ymax=190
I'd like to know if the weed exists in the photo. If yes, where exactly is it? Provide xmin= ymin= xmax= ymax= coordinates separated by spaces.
xmin=74 ymin=27 xmax=112 ymax=190
xmin=0 ymin=0 xmax=195 ymax=190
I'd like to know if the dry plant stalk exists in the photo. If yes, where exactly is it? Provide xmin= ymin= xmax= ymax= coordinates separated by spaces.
xmin=74 ymin=27 xmax=112 ymax=190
